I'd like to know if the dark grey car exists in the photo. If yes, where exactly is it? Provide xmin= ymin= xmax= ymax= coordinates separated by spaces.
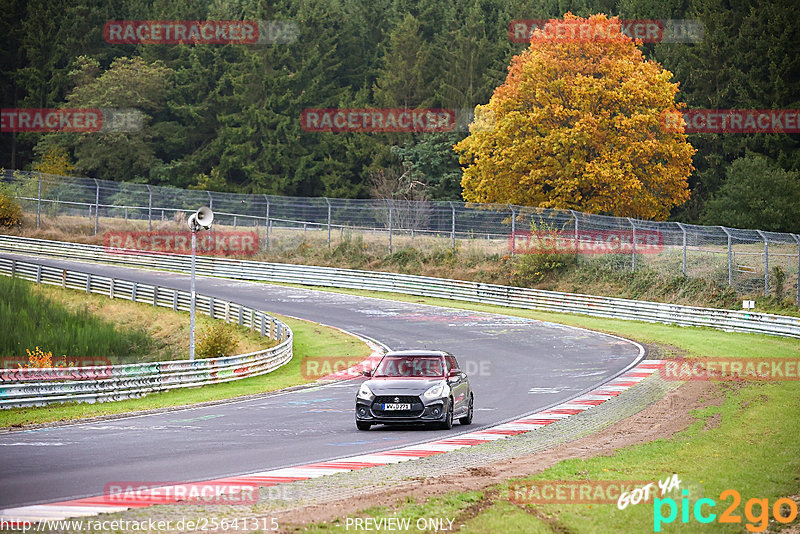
xmin=355 ymin=350 xmax=474 ymax=431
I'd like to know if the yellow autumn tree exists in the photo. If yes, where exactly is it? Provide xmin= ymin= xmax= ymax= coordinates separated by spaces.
xmin=33 ymin=146 xmax=74 ymax=177
xmin=455 ymin=13 xmax=695 ymax=220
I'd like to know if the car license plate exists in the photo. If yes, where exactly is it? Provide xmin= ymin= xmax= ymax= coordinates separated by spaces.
xmin=383 ymin=403 xmax=411 ymax=410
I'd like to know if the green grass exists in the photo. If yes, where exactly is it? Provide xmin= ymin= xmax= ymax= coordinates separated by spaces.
xmin=0 ymin=275 xmax=154 ymax=362
xmin=0 ymin=312 xmax=372 ymax=428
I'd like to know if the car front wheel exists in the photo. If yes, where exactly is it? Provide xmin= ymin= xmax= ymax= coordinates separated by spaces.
xmin=440 ymin=399 xmax=454 ymax=430
xmin=459 ymin=394 xmax=473 ymax=425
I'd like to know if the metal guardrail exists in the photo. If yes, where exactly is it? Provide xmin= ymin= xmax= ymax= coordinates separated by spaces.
xmin=1 ymin=235 xmax=798 ymax=339
xmin=0 ymin=255 xmax=293 ymax=409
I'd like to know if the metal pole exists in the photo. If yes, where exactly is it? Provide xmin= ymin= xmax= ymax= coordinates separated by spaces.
xmin=627 ymin=218 xmax=636 ymax=272
xmin=721 ymin=227 xmax=733 ymax=286
xmin=677 ymin=222 xmax=687 ymax=278
xmin=570 ymin=209 xmax=578 ymax=255
xmin=325 ymin=197 xmax=331 ymax=248
xmin=792 ymin=234 xmax=800 ymax=306
xmin=36 ymin=174 xmax=41 ymax=229
xmin=93 ymin=178 xmax=99 ymax=235
xmin=207 ymin=191 xmax=213 ymax=210
xmin=757 ymin=230 xmax=768 ymax=295
xmin=449 ymin=201 xmax=456 ymax=251
xmin=509 ymin=205 xmax=516 ymax=256
xmin=263 ymin=195 xmax=270 ymax=251
xmin=388 ymin=200 xmax=393 ymax=253
xmin=190 ymin=230 xmax=197 ymax=360
xmin=147 ymin=185 xmax=152 ymax=232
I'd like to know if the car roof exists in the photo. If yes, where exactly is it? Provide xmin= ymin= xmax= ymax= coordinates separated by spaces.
xmin=382 ymin=350 xmax=450 ymax=357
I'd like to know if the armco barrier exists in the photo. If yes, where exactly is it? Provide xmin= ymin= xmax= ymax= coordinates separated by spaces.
xmin=0 ymin=255 xmax=293 ymax=408
xmin=0 ymin=235 xmax=799 ymax=339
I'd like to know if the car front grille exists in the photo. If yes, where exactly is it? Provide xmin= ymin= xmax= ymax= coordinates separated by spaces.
xmin=372 ymin=395 xmax=424 ymax=417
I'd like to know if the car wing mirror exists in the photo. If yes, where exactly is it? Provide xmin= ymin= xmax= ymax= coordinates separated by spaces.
xmin=448 ymin=368 xmax=461 ymax=378
xmin=361 ymin=369 xmax=372 ymax=377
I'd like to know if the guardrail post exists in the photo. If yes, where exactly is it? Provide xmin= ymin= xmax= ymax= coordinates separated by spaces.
xmin=627 ymin=218 xmax=636 ymax=272
xmin=388 ymin=200 xmax=393 ymax=253
xmin=36 ymin=173 xmax=42 ymax=229
xmin=449 ymin=201 xmax=456 ymax=251
xmin=250 ymin=310 xmax=255 ymax=331
xmin=325 ymin=197 xmax=332 ymax=249
xmin=270 ymin=317 xmax=275 ymax=339
xmin=676 ymin=222 xmax=687 ymax=277
xmin=132 ymin=281 xmax=137 ymax=301
xmin=260 ymin=314 xmax=266 ymax=336
xmin=110 ymin=278 xmax=114 ymax=298
xmin=791 ymin=234 xmax=800 ymax=306
xmin=62 ymin=269 xmax=66 ymax=289
xmin=263 ymin=195 xmax=270 ymax=251
xmin=86 ymin=273 xmax=91 ymax=294
xmin=172 ymin=290 xmax=178 ymax=311
xmin=238 ymin=306 xmax=243 ymax=326
xmin=93 ymin=178 xmax=100 ymax=235
xmin=36 ymin=264 xmax=41 ymax=284
xmin=756 ymin=230 xmax=769 ymax=295
xmin=153 ymin=286 xmax=158 ymax=307
xmin=10 ymin=259 xmax=15 ymax=278
xmin=209 ymin=297 xmax=215 ymax=319
xmin=146 ymin=185 xmax=152 ymax=232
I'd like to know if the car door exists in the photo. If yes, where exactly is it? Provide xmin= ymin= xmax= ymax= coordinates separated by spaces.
xmin=445 ymin=354 xmax=468 ymax=413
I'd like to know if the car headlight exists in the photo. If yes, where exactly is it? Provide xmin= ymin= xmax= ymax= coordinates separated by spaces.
xmin=357 ymin=383 xmax=374 ymax=401
xmin=423 ymin=382 xmax=450 ymax=400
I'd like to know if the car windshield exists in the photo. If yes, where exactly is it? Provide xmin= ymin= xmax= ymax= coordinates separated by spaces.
xmin=374 ymin=356 xmax=445 ymax=377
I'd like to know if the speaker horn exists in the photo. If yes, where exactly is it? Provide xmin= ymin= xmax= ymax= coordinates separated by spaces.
xmin=188 ymin=206 xmax=214 ymax=231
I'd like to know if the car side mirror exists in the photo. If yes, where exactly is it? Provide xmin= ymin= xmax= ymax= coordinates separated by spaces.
xmin=361 ymin=369 xmax=372 ymax=377
xmin=448 ymin=369 xmax=461 ymax=378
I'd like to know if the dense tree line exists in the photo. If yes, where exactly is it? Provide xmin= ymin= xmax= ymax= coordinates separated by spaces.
xmin=1 ymin=0 xmax=798 ymax=229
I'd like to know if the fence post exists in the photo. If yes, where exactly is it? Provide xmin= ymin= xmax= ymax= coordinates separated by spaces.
xmin=388 ymin=200 xmax=393 ymax=253
xmin=509 ymin=205 xmax=516 ymax=256
xmin=627 ymin=218 xmax=636 ymax=272
xmin=570 ymin=209 xmax=579 ymax=256
xmin=792 ymin=234 xmax=800 ymax=306
xmin=756 ymin=230 xmax=769 ymax=295
xmin=207 ymin=190 xmax=213 ymax=210
xmin=36 ymin=173 xmax=41 ymax=229
xmin=263 ymin=195 xmax=270 ymax=251
xmin=325 ymin=197 xmax=331 ymax=248
xmin=449 ymin=201 xmax=456 ymax=251
xmin=721 ymin=227 xmax=733 ymax=286
xmin=93 ymin=178 xmax=100 ymax=235
xmin=146 ymin=185 xmax=152 ymax=232
xmin=676 ymin=222 xmax=687 ymax=278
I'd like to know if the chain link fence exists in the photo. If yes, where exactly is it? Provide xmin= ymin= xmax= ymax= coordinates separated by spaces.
xmin=2 ymin=169 xmax=799 ymax=304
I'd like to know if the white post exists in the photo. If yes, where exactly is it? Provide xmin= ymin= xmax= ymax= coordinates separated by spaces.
xmin=190 ymin=230 xmax=197 ymax=360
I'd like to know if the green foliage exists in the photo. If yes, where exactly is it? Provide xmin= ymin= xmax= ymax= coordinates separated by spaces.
xmin=772 ymin=266 xmax=786 ymax=301
xmin=510 ymin=251 xmax=577 ymax=286
xmin=196 ymin=321 xmax=238 ymax=359
xmin=0 ymin=276 xmax=153 ymax=362
xmin=701 ymin=155 xmax=800 ymax=232
xmin=0 ymin=187 xmax=23 ymax=228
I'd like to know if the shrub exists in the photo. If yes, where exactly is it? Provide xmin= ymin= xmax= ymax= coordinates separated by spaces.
xmin=0 ymin=188 xmax=23 ymax=228
xmin=772 ymin=266 xmax=786 ymax=301
xmin=196 ymin=321 xmax=238 ymax=359
xmin=510 ymin=251 xmax=576 ymax=286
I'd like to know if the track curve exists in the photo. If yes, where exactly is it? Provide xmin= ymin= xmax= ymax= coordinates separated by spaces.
xmin=0 ymin=253 xmax=642 ymax=508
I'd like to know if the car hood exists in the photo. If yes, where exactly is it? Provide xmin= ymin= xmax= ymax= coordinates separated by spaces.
xmin=365 ymin=378 xmax=444 ymax=395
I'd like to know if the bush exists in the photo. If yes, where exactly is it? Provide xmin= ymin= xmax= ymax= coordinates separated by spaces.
xmin=510 ymin=251 xmax=577 ymax=286
xmin=196 ymin=321 xmax=238 ymax=359
xmin=0 ymin=188 xmax=23 ymax=228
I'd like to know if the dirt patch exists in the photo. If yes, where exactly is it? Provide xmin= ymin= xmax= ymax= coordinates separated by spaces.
xmin=273 ymin=380 xmax=719 ymax=530
xmin=644 ymin=342 xmax=692 ymax=360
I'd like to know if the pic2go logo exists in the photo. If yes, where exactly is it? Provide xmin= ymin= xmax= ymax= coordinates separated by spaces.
xmin=654 ymin=489 xmax=798 ymax=532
